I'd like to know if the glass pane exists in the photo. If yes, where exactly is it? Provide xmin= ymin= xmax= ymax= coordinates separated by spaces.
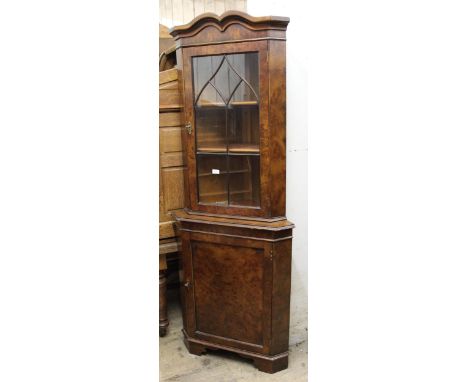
xmin=229 ymin=82 xmax=258 ymax=104
xmin=196 ymin=107 xmax=226 ymax=153
xmin=228 ymin=105 xmax=259 ymax=153
xmin=229 ymin=155 xmax=260 ymax=207
xmin=197 ymin=154 xmax=228 ymax=205
xmin=226 ymin=53 xmax=259 ymax=103
xmin=193 ymin=55 xmax=224 ymax=105
xmin=193 ymin=53 xmax=259 ymax=106
xmin=192 ymin=52 xmax=260 ymax=208
xmin=225 ymin=53 xmax=259 ymax=153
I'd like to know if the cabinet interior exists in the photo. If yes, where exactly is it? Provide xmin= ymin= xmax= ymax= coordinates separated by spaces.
xmin=193 ymin=52 xmax=260 ymax=208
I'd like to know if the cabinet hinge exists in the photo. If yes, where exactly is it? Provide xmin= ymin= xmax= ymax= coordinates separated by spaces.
xmin=185 ymin=122 xmax=192 ymax=135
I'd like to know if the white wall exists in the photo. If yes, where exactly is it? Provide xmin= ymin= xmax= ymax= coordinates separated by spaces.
xmin=159 ymin=0 xmax=247 ymax=27
xmin=248 ymin=1 xmax=309 ymax=344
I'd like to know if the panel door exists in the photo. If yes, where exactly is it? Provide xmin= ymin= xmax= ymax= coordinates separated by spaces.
xmin=183 ymin=232 xmax=273 ymax=354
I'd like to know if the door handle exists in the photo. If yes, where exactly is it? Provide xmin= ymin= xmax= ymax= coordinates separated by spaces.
xmin=184 ymin=280 xmax=191 ymax=288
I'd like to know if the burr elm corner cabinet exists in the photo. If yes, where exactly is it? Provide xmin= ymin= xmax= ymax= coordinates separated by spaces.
xmin=169 ymin=11 xmax=294 ymax=374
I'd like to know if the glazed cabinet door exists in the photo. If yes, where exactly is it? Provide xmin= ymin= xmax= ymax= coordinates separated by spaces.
xmin=180 ymin=41 xmax=270 ymax=218
xmin=182 ymin=232 xmax=273 ymax=354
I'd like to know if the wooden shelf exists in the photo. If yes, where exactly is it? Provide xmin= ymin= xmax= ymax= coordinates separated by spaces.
xmin=230 ymin=144 xmax=259 ymax=153
xmin=198 ymin=169 xmax=250 ymax=177
xmin=197 ymin=145 xmax=227 ymax=153
xmin=229 ymin=199 xmax=259 ymax=207
xmin=200 ymin=189 xmax=251 ymax=197
xmin=196 ymin=100 xmax=258 ymax=108
xmin=199 ymin=194 xmax=258 ymax=208
xmin=197 ymin=144 xmax=259 ymax=154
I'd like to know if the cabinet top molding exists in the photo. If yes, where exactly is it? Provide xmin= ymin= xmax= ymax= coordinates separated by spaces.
xmin=168 ymin=11 xmax=290 ymax=40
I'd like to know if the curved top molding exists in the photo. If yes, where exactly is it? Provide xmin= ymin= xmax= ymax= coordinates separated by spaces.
xmin=168 ymin=11 xmax=289 ymax=38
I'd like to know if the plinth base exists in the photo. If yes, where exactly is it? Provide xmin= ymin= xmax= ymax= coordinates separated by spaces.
xmin=182 ymin=330 xmax=288 ymax=374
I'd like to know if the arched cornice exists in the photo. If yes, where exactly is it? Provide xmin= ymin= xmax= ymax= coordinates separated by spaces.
xmin=168 ymin=11 xmax=289 ymax=39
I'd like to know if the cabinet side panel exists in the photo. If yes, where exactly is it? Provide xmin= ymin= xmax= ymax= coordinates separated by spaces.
xmin=179 ymin=230 xmax=197 ymax=335
xmin=270 ymin=238 xmax=292 ymax=354
xmin=180 ymin=48 xmax=199 ymax=210
xmin=176 ymin=47 xmax=192 ymax=208
xmin=268 ymin=40 xmax=286 ymax=217
xmin=261 ymin=242 xmax=273 ymax=354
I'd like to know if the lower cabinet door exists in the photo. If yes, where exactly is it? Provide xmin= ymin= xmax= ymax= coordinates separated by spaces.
xmin=186 ymin=234 xmax=271 ymax=354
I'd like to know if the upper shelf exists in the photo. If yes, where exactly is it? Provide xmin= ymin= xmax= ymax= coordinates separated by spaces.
xmin=196 ymin=100 xmax=258 ymax=108
xmin=197 ymin=144 xmax=260 ymax=154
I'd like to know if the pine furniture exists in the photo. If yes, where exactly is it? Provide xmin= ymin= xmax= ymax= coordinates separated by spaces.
xmin=159 ymin=34 xmax=184 ymax=336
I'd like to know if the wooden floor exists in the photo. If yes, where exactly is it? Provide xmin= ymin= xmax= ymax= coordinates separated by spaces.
xmin=159 ymin=289 xmax=308 ymax=381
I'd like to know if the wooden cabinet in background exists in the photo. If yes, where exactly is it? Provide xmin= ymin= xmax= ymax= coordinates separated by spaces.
xmin=170 ymin=11 xmax=294 ymax=373
xmin=159 ymin=59 xmax=184 ymax=336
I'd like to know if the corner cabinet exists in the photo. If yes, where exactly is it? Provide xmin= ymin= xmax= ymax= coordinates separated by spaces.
xmin=170 ymin=11 xmax=294 ymax=373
